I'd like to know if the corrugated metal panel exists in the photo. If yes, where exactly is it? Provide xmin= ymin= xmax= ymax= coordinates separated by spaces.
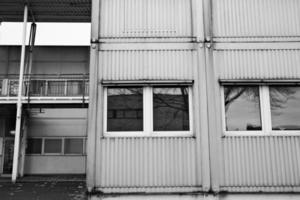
xmin=100 ymin=49 xmax=196 ymax=80
xmin=99 ymin=0 xmax=192 ymax=38
xmin=214 ymin=49 xmax=300 ymax=79
xmin=99 ymin=137 xmax=197 ymax=187
xmin=220 ymin=137 xmax=300 ymax=188
xmin=212 ymin=0 xmax=300 ymax=39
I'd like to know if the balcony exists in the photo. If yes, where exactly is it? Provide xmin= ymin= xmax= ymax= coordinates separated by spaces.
xmin=0 ymin=74 xmax=89 ymax=104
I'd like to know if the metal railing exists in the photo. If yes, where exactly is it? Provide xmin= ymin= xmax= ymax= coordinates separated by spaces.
xmin=0 ymin=74 xmax=89 ymax=97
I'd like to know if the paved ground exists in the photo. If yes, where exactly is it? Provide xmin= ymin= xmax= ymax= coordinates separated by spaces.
xmin=0 ymin=181 xmax=88 ymax=200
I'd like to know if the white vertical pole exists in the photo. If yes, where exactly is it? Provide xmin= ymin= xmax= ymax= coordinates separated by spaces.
xmin=12 ymin=4 xmax=28 ymax=183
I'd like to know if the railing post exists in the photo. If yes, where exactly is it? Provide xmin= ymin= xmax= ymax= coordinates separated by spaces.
xmin=12 ymin=3 xmax=28 ymax=183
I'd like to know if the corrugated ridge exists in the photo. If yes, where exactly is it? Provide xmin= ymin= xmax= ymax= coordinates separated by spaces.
xmin=99 ymin=137 xmax=197 ymax=187
xmin=214 ymin=49 xmax=300 ymax=79
xmin=100 ymin=50 xmax=196 ymax=80
xmin=221 ymin=136 xmax=300 ymax=187
xmin=100 ymin=0 xmax=192 ymax=38
xmin=213 ymin=0 xmax=300 ymax=38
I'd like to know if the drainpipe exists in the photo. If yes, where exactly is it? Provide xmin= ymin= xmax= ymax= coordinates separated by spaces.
xmin=12 ymin=3 xmax=28 ymax=183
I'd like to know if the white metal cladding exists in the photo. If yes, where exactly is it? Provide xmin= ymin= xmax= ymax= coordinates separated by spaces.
xmin=100 ymin=49 xmax=196 ymax=80
xmin=220 ymin=137 xmax=300 ymax=188
xmin=99 ymin=137 xmax=197 ymax=187
xmin=99 ymin=0 xmax=192 ymax=38
xmin=212 ymin=0 xmax=300 ymax=40
xmin=214 ymin=49 xmax=300 ymax=79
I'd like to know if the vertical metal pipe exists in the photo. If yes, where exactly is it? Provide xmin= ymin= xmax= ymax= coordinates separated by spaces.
xmin=87 ymin=0 xmax=100 ymax=191
xmin=12 ymin=4 xmax=28 ymax=183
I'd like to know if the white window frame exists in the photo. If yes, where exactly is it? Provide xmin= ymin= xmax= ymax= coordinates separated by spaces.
xmin=222 ymin=85 xmax=300 ymax=136
xmin=104 ymin=86 xmax=193 ymax=137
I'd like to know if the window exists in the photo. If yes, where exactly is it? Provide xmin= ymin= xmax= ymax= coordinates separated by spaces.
xmin=104 ymin=86 xmax=193 ymax=137
xmin=222 ymin=85 xmax=300 ymax=135
xmin=26 ymin=138 xmax=85 ymax=155
xmin=26 ymin=139 xmax=42 ymax=154
xmin=107 ymin=87 xmax=143 ymax=132
xmin=270 ymin=86 xmax=300 ymax=131
xmin=224 ymin=86 xmax=261 ymax=131
xmin=44 ymin=139 xmax=62 ymax=154
xmin=64 ymin=138 xmax=84 ymax=154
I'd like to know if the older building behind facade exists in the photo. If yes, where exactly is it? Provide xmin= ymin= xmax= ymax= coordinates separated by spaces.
xmin=0 ymin=0 xmax=300 ymax=200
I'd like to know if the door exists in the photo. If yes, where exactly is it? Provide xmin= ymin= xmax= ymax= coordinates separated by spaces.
xmin=2 ymin=138 xmax=14 ymax=174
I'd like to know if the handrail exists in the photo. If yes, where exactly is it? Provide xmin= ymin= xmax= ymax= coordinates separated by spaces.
xmin=0 ymin=75 xmax=89 ymax=98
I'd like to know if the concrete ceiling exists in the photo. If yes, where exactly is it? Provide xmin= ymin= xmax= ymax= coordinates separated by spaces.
xmin=0 ymin=0 xmax=91 ymax=22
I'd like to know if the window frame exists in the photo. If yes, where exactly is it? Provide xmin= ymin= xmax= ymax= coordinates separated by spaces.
xmin=221 ymin=85 xmax=300 ymax=136
xmin=104 ymin=86 xmax=193 ymax=137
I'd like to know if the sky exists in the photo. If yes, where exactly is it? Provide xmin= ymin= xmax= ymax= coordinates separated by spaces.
xmin=0 ymin=22 xmax=91 ymax=46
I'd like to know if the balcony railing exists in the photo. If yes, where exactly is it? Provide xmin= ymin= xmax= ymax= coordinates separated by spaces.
xmin=0 ymin=74 xmax=89 ymax=98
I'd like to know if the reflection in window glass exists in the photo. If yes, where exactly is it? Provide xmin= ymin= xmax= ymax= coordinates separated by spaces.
xmin=270 ymin=86 xmax=300 ymax=130
xmin=44 ymin=139 xmax=62 ymax=154
xmin=64 ymin=138 xmax=83 ymax=154
xmin=26 ymin=139 xmax=42 ymax=154
xmin=224 ymin=86 xmax=261 ymax=131
xmin=153 ymin=87 xmax=190 ymax=131
xmin=107 ymin=87 xmax=143 ymax=131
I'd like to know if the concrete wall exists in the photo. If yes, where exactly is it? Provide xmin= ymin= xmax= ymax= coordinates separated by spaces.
xmin=0 ymin=46 xmax=89 ymax=75
xmin=24 ymin=108 xmax=87 ymax=174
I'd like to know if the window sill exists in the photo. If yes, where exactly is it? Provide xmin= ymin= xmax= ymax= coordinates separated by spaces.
xmin=104 ymin=131 xmax=194 ymax=138
xmin=223 ymin=131 xmax=300 ymax=137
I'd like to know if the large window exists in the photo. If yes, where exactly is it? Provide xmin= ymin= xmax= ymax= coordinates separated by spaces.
xmin=222 ymin=85 xmax=300 ymax=135
xmin=104 ymin=86 xmax=193 ymax=137
xmin=26 ymin=137 xmax=85 ymax=155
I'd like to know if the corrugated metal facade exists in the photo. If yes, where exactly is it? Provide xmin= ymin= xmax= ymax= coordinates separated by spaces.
xmin=95 ymin=45 xmax=206 ymax=190
xmin=99 ymin=137 xmax=197 ymax=187
xmin=220 ymin=137 xmax=300 ymax=189
xmin=212 ymin=0 xmax=300 ymax=40
xmin=99 ymin=0 xmax=193 ymax=39
xmin=214 ymin=48 xmax=300 ymax=79
xmin=89 ymin=0 xmax=300 ymax=195
xmin=100 ymin=49 xmax=196 ymax=80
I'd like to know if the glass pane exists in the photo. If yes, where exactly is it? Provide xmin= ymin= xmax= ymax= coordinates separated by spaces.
xmin=107 ymin=87 xmax=143 ymax=131
xmin=153 ymin=87 xmax=190 ymax=131
xmin=26 ymin=139 xmax=42 ymax=154
xmin=270 ymin=86 xmax=300 ymax=130
xmin=224 ymin=86 xmax=261 ymax=131
xmin=64 ymin=138 xmax=83 ymax=154
xmin=44 ymin=139 xmax=62 ymax=154
xmin=47 ymin=81 xmax=65 ymax=96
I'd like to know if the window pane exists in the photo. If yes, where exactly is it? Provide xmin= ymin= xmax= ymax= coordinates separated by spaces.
xmin=153 ymin=87 xmax=190 ymax=131
xmin=270 ymin=86 xmax=300 ymax=130
xmin=107 ymin=87 xmax=143 ymax=131
xmin=224 ymin=86 xmax=261 ymax=131
xmin=26 ymin=139 xmax=42 ymax=154
xmin=64 ymin=138 xmax=83 ymax=154
xmin=44 ymin=139 xmax=62 ymax=154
